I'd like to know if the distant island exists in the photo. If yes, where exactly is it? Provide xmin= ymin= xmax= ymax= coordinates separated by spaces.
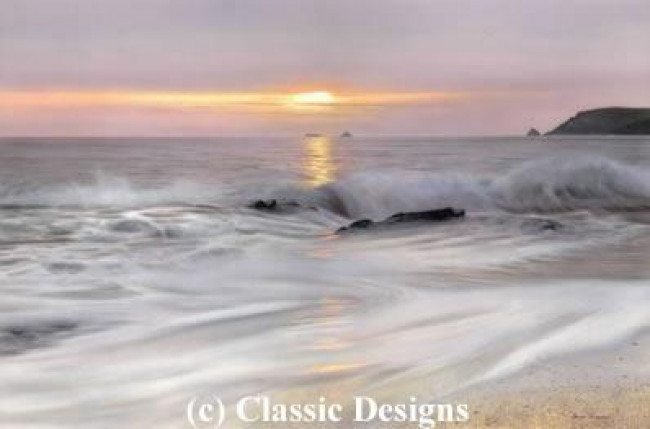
xmin=546 ymin=107 xmax=650 ymax=135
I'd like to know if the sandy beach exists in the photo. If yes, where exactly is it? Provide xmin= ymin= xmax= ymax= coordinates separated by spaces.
xmin=462 ymin=333 xmax=650 ymax=428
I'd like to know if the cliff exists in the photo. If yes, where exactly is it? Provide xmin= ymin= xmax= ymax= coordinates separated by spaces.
xmin=546 ymin=107 xmax=650 ymax=135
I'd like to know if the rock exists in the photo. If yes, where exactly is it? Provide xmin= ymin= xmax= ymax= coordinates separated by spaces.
xmin=337 ymin=207 xmax=465 ymax=233
xmin=538 ymin=219 xmax=562 ymax=231
xmin=386 ymin=207 xmax=466 ymax=223
xmin=546 ymin=107 xmax=650 ymax=135
xmin=249 ymin=199 xmax=278 ymax=210
xmin=527 ymin=128 xmax=541 ymax=136
xmin=248 ymin=199 xmax=305 ymax=213
xmin=340 ymin=131 xmax=353 ymax=138
xmin=336 ymin=221 xmax=370 ymax=234
xmin=347 ymin=219 xmax=373 ymax=229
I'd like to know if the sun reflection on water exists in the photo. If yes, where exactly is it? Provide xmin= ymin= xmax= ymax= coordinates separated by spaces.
xmin=303 ymin=136 xmax=337 ymax=186
xmin=306 ymin=297 xmax=367 ymax=377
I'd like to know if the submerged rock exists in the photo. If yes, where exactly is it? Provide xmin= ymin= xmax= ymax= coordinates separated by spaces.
xmin=336 ymin=207 xmax=465 ymax=233
xmin=47 ymin=261 xmax=85 ymax=274
xmin=0 ymin=321 xmax=78 ymax=356
xmin=110 ymin=219 xmax=157 ymax=234
xmin=520 ymin=218 xmax=563 ymax=232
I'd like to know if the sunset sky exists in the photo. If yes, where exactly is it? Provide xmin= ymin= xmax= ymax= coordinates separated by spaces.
xmin=1 ymin=0 xmax=649 ymax=136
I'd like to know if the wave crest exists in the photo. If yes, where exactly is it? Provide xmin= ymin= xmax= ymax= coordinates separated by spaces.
xmin=314 ymin=156 xmax=650 ymax=218
xmin=494 ymin=156 xmax=650 ymax=212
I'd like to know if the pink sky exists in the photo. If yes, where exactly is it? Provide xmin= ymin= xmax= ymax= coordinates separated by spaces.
xmin=1 ymin=0 xmax=649 ymax=135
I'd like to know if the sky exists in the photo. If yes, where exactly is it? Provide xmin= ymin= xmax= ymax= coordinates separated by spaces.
xmin=1 ymin=0 xmax=649 ymax=136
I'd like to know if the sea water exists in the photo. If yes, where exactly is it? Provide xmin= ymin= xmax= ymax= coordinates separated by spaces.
xmin=0 ymin=136 xmax=649 ymax=427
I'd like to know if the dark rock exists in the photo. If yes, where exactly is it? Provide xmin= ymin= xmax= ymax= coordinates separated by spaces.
xmin=348 ymin=219 xmax=373 ymax=229
xmin=337 ymin=207 xmax=465 ymax=233
xmin=538 ymin=219 xmax=562 ymax=231
xmin=527 ymin=128 xmax=541 ymax=136
xmin=386 ymin=207 xmax=465 ymax=223
xmin=547 ymin=107 xmax=650 ymax=135
xmin=250 ymin=199 xmax=278 ymax=210
xmin=340 ymin=131 xmax=353 ymax=138
xmin=248 ymin=199 xmax=305 ymax=213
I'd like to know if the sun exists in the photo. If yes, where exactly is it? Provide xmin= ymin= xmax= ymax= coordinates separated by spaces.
xmin=291 ymin=91 xmax=336 ymax=105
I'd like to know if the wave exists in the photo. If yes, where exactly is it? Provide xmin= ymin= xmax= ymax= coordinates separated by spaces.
xmin=493 ymin=156 xmax=650 ymax=212
xmin=0 ymin=173 xmax=221 ymax=208
xmin=2 ymin=156 xmax=649 ymax=219
xmin=313 ymin=156 xmax=650 ymax=218
xmin=315 ymin=171 xmax=492 ymax=219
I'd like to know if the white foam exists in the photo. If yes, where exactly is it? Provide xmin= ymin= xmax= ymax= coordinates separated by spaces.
xmin=313 ymin=155 xmax=650 ymax=218
xmin=0 ymin=173 xmax=221 ymax=208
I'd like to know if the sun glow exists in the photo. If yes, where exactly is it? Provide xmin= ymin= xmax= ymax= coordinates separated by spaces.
xmin=291 ymin=91 xmax=337 ymax=105
xmin=0 ymin=89 xmax=470 ymax=114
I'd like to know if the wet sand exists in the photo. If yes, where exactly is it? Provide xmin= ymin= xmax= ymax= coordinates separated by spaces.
xmin=460 ymin=332 xmax=650 ymax=428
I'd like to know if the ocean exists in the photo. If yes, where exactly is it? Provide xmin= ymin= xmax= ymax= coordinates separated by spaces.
xmin=0 ymin=135 xmax=649 ymax=427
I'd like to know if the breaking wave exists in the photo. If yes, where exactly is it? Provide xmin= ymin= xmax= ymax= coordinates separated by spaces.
xmin=315 ymin=156 xmax=650 ymax=219
xmin=0 ymin=174 xmax=221 ymax=208
xmin=1 ymin=156 xmax=649 ymax=219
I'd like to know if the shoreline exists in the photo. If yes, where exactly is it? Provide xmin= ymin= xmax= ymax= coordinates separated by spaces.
xmin=457 ymin=331 xmax=650 ymax=428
